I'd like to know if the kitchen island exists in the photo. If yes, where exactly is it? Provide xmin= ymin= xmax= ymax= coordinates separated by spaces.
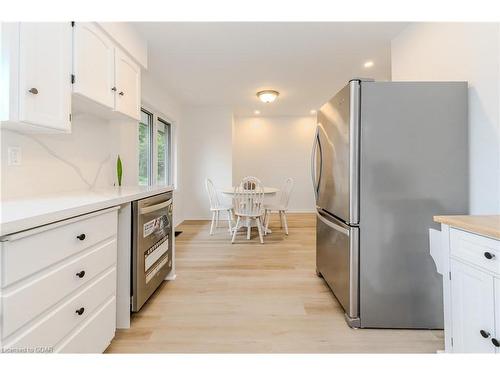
xmin=432 ymin=215 xmax=500 ymax=353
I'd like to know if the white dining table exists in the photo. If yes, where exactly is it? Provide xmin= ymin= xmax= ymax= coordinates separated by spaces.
xmin=220 ymin=186 xmax=280 ymax=235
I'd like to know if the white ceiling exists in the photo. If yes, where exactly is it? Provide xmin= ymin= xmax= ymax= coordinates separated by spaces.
xmin=134 ymin=22 xmax=408 ymax=116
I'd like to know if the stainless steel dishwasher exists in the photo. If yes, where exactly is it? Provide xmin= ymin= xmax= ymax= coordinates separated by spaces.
xmin=131 ymin=192 xmax=173 ymax=312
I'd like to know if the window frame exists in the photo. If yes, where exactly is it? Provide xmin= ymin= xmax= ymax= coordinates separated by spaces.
xmin=138 ymin=108 xmax=154 ymax=186
xmin=139 ymin=105 xmax=175 ymax=187
xmin=156 ymin=116 xmax=172 ymax=186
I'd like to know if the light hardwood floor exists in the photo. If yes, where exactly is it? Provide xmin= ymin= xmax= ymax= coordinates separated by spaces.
xmin=106 ymin=213 xmax=443 ymax=353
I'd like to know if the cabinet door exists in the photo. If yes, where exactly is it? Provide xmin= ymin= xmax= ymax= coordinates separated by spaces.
xmin=495 ymin=278 xmax=500 ymax=353
xmin=114 ymin=48 xmax=140 ymax=120
xmin=450 ymin=259 xmax=496 ymax=353
xmin=73 ymin=23 xmax=115 ymax=109
xmin=18 ymin=23 xmax=72 ymax=131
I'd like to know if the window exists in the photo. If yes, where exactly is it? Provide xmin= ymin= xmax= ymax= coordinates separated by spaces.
xmin=138 ymin=107 xmax=173 ymax=186
xmin=139 ymin=109 xmax=153 ymax=186
xmin=157 ymin=117 xmax=171 ymax=185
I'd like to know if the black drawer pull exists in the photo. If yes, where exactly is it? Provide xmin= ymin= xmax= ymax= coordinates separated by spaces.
xmin=118 ymin=91 xmax=124 ymax=96
xmin=76 ymin=233 xmax=86 ymax=241
xmin=76 ymin=270 xmax=85 ymax=278
xmin=492 ymin=338 xmax=500 ymax=347
xmin=75 ymin=307 xmax=85 ymax=316
xmin=480 ymin=330 xmax=491 ymax=338
xmin=484 ymin=252 xmax=495 ymax=260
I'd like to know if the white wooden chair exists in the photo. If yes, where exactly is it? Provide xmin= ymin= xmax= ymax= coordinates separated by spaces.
xmin=264 ymin=177 xmax=294 ymax=235
xmin=205 ymin=178 xmax=233 ymax=235
xmin=231 ymin=176 xmax=266 ymax=244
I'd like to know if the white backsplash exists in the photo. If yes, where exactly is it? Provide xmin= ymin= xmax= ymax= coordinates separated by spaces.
xmin=1 ymin=113 xmax=139 ymax=200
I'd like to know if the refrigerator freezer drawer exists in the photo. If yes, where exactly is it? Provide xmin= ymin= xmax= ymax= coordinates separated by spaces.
xmin=316 ymin=210 xmax=359 ymax=325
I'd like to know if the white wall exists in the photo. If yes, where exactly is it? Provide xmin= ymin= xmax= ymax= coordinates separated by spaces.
xmin=391 ymin=22 xmax=500 ymax=214
xmin=233 ymin=116 xmax=316 ymax=212
xmin=180 ymin=106 xmax=233 ymax=220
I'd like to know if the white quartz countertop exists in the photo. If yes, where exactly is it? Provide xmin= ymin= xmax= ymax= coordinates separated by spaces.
xmin=0 ymin=185 xmax=174 ymax=237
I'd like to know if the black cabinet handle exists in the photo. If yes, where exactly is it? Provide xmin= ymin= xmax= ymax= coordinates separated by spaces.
xmin=118 ymin=91 xmax=124 ymax=96
xmin=111 ymin=86 xmax=117 ymax=91
xmin=480 ymin=330 xmax=491 ymax=338
xmin=492 ymin=338 xmax=500 ymax=347
xmin=484 ymin=252 xmax=495 ymax=260
xmin=76 ymin=233 xmax=86 ymax=241
xmin=76 ymin=270 xmax=85 ymax=278
xmin=28 ymin=87 xmax=38 ymax=95
xmin=75 ymin=307 xmax=85 ymax=316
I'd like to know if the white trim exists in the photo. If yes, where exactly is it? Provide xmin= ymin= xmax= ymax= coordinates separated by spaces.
xmin=140 ymin=101 xmax=177 ymax=189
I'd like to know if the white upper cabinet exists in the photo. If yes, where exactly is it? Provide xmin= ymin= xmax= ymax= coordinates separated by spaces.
xmin=73 ymin=23 xmax=115 ymax=109
xmin=1 ymin=22 xmax=72 ymax=132
xmin=72 ymin=22 xmax=141 ymax=121
xmin=114 ymin=48 xmax=140 ymax=120
xmin=450 ymin=259 xmax=496 ymax=353
xmin=1 ymin=22 xmax=142 ymax=130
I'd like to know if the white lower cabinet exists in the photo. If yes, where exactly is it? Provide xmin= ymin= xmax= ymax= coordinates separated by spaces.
xmin=450 ymin=259 xmax=496 ymax=353
xmin=0 ymin=207 xmax=119 ymax=353
xmin=495 ymin=278 xmax=500 ymax=353
xmin=56 ymin=297 xmax=117 ymax=353
xmin=434 ymin=224 xmax=500 ymax=353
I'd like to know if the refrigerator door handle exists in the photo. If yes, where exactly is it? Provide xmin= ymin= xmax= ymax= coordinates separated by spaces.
xmin=311 ymin=128 xmax=319 ymax=198
xmin=316 ymin=211 xmax=350 ymax=236
xmin=317 ymin=133 xmax=323 ymax=195
xmin=311 ymin=127 xmax=322 ymax=199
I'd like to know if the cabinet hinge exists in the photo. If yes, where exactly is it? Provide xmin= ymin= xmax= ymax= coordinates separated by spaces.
xmin=71 ymin=21 xmax=75 ymax=27
xmin=71 ymin=74 xmax=75 ymax=84
xmin=451 ymin=337 xmax=453 ymax=347
xmin=69 ymin=113 xmax=72 ymax=122
xmin=449 ymin=272 xmax=451 ymax=280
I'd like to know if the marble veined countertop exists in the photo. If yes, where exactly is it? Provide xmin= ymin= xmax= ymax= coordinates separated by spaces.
xmin=0 ymin=185 xmax=173 ymax=237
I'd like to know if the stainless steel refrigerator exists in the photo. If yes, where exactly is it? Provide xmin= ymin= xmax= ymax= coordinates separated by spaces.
xmin=312 ymin=79 xmax=468 ymax=328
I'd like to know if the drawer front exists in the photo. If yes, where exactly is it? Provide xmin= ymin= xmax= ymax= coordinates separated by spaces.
xmin=450 ymin=228 xmax=500 ymax=275
xmin=56 ymin=296 xmax=116 ymax=353
xmin=1 ymin=209 xmax=117 ymax=287
xmin=3 ymin=267 xmax=116 ymax=350
xmin=2 ymin=238 xmax=116 ymax=338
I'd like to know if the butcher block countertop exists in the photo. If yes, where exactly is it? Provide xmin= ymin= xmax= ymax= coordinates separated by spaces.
xmin=433 ymin=215 xmax=500 ymax=241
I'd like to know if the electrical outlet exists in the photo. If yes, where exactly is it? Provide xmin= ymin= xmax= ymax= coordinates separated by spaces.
xmin=8 ymin=146 xmax=21 ymax=166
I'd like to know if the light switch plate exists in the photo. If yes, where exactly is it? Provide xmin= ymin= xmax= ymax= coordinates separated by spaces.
xmin=7 ymin=146 xmax=21 ymax=166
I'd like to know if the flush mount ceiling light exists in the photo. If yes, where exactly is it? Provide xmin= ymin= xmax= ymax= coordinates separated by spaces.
xmin=257 ymin=90 xmax=279 ymax=103
xmin=254 ymin=110 xmax=261 ymax=115
xmin=364 ymin=60 xmax=374 ymax=68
